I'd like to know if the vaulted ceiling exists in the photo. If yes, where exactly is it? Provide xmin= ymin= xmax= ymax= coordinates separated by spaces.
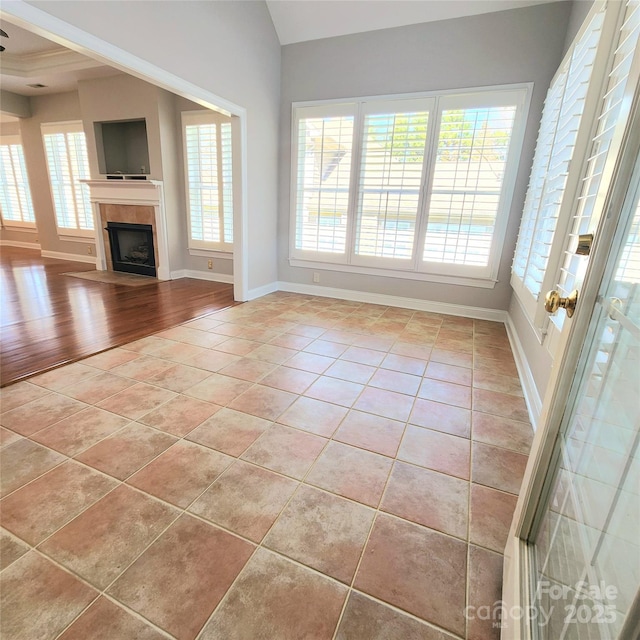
xmin=0 ymin=1 xmax=567 ymax=97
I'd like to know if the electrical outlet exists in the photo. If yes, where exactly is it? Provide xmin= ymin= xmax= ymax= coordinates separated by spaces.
xmin=207 ymin=260 xmax=213 ymax=270
xmin=87 ymin=246 xmax=93 ymax=255
xmin=313 ymin=272 xmax=320 ymax=283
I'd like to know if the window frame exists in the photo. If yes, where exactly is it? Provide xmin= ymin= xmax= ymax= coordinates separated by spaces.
xmin=289 ymin=83 xmax=532 ymax=288
xmin=181 ymin=110 xmax=234 ymax=255
xmin=41 ymin=120 xmax=94 ymax=240
xmin=0 ymin=134 xmax=36 ymax=229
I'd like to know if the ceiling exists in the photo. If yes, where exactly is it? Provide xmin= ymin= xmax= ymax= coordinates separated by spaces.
xmin=0 ymin=0 xmax=566 ymax=98
xmin=0 ymin=21 xmax=120 ymax=96
xmin=265 ymin=0 xmax=566 ymax=45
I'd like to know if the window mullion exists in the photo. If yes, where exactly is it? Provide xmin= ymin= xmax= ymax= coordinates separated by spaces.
xmin=415 ymin=98 xmax=442 ymax=271
xmin=345 ymin=102 xmax=364 ymax=266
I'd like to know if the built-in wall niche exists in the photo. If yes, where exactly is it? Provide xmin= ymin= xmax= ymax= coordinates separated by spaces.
xmin=94 ymin=118 xmax=150 ymax=179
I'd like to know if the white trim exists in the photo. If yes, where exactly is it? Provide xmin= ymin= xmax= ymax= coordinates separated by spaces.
xmin=40 ymin=250 xmax=97 ymax=264
xmin=188 ymin=248 xmax=233 ymax=260
xmin=505 ymin=312 xmax=542 ymax=430
xmin=292 ymin=82 xmax=536 ymax=109
xmin=59 ymin=233 xmax=95 ymax=244
xmin=170 ymin=269 xmax=234 ymax=284
xmin=289 ymin=258 xmax=498 ymax=289
xmin=0 ymin=239 xmax=41 ymax=250
xmin=1 ymin=222 xmax=37 ymax=231
xmin=277 ymin=280 xmax=508 ymax=321
xmin=246 ymin=281 xmax=280 ymax=301
xmin=0 ymin=0 xmax=248 ymax=302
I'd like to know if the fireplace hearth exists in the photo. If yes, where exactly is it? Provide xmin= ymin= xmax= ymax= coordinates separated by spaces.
xmin=105 ymin=222 xmax=156 ymax=277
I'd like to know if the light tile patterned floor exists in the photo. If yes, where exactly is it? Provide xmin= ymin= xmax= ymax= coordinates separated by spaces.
xmin=0 ymin=292 xmax=534 ymax=640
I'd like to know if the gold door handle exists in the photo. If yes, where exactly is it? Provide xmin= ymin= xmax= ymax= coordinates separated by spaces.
xmin=544 ymin=289 xmax=578 ymax=318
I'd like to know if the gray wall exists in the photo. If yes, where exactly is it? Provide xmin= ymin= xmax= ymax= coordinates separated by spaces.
xmin=24 ymin=0 xmax=281 ymax=293
xmin=278 ymin=1 xmax=572 ymax=311
xmin=563 ymin=0 xmax=595 ymax=55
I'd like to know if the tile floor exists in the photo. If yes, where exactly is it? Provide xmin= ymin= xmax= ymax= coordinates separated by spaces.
xmin=0 ymin=292 xmax=534 ymax=640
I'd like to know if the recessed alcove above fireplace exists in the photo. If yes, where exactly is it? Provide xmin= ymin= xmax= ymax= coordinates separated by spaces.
xmin=82 ymin=180 xmax=172 ymax=280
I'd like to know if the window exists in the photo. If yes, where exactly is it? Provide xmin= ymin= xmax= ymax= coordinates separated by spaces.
xmin=291 ymin=86 xmax=530 ymax=286
xmin=41 ymin=121 xmax=93 ymax=235
xmin=0 ymin=137 xmax=35 ymax=227
xmin=511 ymin=0 xmax=639 ymax=334
xmin=182 ymin=111 xmax=233 ymax=252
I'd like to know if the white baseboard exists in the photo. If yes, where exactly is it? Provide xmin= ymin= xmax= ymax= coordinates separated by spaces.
xmin=0 ymin=240 xmax=41 ymax=250
xmin=170 ymin=269 xmax=234 ymax=284
xmin=505 ymin=313 xmax=542 ymax=430
xmin=41 ymin=250 xmax=97 ymax=265
xmin=276 ymin=281 xmax=508 ymax=322
xmin=246 ymin=281 xmax=279 ymax=301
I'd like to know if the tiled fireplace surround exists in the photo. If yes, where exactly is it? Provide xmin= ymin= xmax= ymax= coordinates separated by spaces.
xmin=84 ymin=180 xmax=171 ymax=280
xmin=99 ymin=203 xmax=158 ymax=273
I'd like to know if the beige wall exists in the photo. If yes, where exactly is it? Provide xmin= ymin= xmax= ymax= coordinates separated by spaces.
xmin=1 ymin=73 xmax=233 ymax=277
xmin=78 ymin=74 xmax=165 ymax=181
xmin=0 ymin=91 xmax=93 ymax=256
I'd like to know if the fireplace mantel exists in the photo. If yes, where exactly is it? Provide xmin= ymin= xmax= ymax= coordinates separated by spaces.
xmin=82 ymin=180 xmax=171 ymax=280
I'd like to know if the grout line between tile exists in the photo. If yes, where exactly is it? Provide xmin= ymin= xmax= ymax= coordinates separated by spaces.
xmin=3 ymin=295 xmax=524 ymax=640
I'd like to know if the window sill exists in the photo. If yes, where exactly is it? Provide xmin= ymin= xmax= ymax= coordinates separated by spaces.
xmin=289 ymin=258 xmax=498 ymax=289
xmin=1 ymin=223 xmax=37 ymax=231
xmin=189 ymin=248 xmax=233 ymax=260
xmin=59 ymin=233 xmax=95 ymax=244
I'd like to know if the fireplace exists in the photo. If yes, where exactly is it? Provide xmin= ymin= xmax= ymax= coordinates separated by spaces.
xmin=83 ymin=180 xmax=172 ymax=280
xmin=105 ymin=222 xmax=156 ymax=277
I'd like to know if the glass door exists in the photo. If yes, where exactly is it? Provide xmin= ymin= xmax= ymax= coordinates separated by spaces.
xmin=530 ymin=154 xmax=640 ymax=638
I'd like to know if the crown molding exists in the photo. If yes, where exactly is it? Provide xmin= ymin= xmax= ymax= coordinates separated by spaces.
xmin=0 ymin=48 xmax=103 ymax=77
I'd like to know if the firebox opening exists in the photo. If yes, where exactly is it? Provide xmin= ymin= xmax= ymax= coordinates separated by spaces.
xmin=105 ymin=222 xmax=156 ymax=277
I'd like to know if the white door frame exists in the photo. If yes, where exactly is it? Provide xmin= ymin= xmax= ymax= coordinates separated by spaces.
xmin=0 ymin=1 xmax=249 ymax=301
xmin=501 ymin=52 xmax=640 ymax=639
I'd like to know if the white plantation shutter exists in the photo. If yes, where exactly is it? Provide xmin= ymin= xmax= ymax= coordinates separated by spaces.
xmin=512 ymin=4 xmax=606 ymax=300
xmin=0 ymin=140 xmax=35 ymax=225
xmin=221 ymin=122 xmax=234 ymax=245
xmin=291 ymin=88 xmax=529 ymax=282
xmin=512 ymin=69 xmax=569 ymax=281
xmin=552 ymin=0 xmax=640 ymax=330
xmin=183 ymin=111 xmax=233 ymax=250
xmin=42 ymin=122 xmax=92 ymax=232
xmin=293 ymin=104 xmax=355 ymax=257
xmin=187 ymin=123 xmax=219 ymax=243
xmin=423 ymin=100 xmax=518 ymax=270
xmin=355 ymin=100 xmax=431 ymax=262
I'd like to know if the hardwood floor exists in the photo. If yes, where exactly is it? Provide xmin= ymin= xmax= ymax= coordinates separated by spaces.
xmin=0 ymin=247 xmax=236 ymax=387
